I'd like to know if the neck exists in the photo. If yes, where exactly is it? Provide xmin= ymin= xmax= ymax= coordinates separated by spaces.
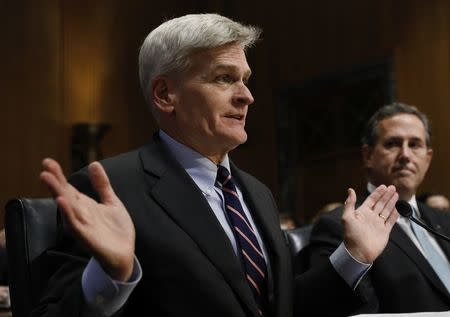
xmin=160 ymin=127 xmax=228 ymax=165
xmin=397 ymin=190 xmax=414 ymax=202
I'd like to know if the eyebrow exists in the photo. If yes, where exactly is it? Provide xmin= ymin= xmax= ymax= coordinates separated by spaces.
xmin=212 ymin=63 xmax=252 ymax=79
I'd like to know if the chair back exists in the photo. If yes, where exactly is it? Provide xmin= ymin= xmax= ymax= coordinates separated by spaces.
xmin=284 ymin=225 xmax=312 ymax=273
xmin=4 ymin=198 xmax=58 ymax=317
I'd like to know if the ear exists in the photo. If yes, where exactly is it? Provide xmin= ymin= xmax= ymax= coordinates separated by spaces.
xmin=361 ymin=144 xmax=373 ymax=168
xmin=425 ymin=147 xmax=433 ymax=168
xmin=152 ymin=76 xmax=176 ymax=114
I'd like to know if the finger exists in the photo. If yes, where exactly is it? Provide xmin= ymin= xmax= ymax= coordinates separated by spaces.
xmin=377 ymin=186 xmax=397 ymax=219
xmin=361 ymin=185 xmax=387 ymax=210
xmin=41 ymin=169 xmax=80 ymax=202
xmin=372 ymin=185 xmax=396 ymax=215
xmin=55 ymin=196 xmax=79 ymax=228
xmin=42 ymin=158 xmax=68 ymax=185
xmin=342 ymin=188 xmax=356 ymax=218
xmin=56 ymin=196 xmax=89 ymax=242
xmin=384 ymin=193 xmax=400 ymax=228
xmin=385 ymin=208 xmax=399 ymax=229
xmin=40 ymin=171 xmax=65 ymax=198
xmin=88 ymin=162 xmax=117 ymax=204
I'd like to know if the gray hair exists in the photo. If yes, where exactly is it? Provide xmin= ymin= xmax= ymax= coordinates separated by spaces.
xmin=138 ymin=13 xmax=261 ymax=120
xmin=361 ymin=102 xmax=432 ymax=147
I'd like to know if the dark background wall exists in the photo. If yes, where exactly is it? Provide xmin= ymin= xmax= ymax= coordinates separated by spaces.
xmin=2 ymin=0 xmax=450 ymax=226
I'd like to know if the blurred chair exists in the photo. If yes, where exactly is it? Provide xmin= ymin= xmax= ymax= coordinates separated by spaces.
xmin=284 ymin=225 xmax=312 ymax=274
xmin=4 ymin=198 xmax=58 ymax=317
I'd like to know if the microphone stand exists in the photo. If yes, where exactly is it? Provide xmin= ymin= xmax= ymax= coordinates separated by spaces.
xmin=409 ymin=217 xmax=450 ymax=243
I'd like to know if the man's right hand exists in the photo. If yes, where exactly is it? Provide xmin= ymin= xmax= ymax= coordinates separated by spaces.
xmin=40 ymin=158 xmax=136 ymax=282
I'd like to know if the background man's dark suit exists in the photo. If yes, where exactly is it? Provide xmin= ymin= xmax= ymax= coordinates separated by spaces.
xmin=310 ymin=197 xmax=450 ymax=313
xmin=36 ymin=136 xmax=361 ymax=317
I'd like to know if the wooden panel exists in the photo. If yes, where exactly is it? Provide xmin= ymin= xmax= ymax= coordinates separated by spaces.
xmin=2 ymin=0 xmax=450 ymax=226
xmin=394 ymin=0 xmax=450 ymax=199
xmin=0 ymin=0 xmax=66 ymax=227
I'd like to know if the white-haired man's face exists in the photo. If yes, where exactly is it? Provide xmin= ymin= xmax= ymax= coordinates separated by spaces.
xmin=154 ymin=43 xmax=254 ymax=163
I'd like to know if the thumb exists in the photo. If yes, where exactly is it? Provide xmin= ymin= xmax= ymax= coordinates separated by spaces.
xmin=88 ymin=162 xmax=117 ymax=204
xmin=342 ymin=188 xmax=356 ymax=217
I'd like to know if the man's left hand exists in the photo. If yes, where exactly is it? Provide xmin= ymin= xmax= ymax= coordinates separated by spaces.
xmin=342 ymin=185 xmax=399 ymax=263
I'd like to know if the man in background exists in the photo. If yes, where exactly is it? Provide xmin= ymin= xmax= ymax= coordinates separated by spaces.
xmin=418 ymin=192 xmax=450 ymax=212
xmin=310 ymin=102 xmax=450 ymax=313
xmin=37 ymin=14 xmax=399 ymax=317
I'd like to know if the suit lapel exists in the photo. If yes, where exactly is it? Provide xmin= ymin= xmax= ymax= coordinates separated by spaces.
xmin=138 ymin=138 xmax=259 ymax=316
xmin=389 ymin=208 xmax=450 ymax=296
xmin=360 ymin=192 xmax=450 ymax=296
xmin=420 ymin=203 xmax=450 ymax=258
xmin=418 ymin=203 xmax=450 ymax=296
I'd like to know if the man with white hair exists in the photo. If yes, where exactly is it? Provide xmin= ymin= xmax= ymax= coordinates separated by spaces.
xmin=38 ymin=14 xmax=398 ymax=317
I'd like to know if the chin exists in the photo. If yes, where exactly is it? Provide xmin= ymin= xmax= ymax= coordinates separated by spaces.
xmin=219 ymin=130 xmax=247 ymax=146
xmin=236 ymin=134 xmax=248 ymax=146
xmin=393 ymin=182 xmax=415 ymax=197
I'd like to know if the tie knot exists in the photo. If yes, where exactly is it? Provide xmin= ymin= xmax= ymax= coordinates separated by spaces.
xmin=216 ymin=165 xmax=231 ymax=186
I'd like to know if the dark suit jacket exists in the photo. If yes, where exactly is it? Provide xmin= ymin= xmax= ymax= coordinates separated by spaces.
xmin=0 ymin=247 xmax=8 ymax=285
xmin=34 ymin=135 xmax=362 ymax=317
xmin=310 ymin=198 xmax=450 ymax=314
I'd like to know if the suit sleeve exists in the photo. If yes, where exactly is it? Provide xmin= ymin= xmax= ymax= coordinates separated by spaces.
xmin=308 ymin=210 xmax=379 ymax=314
xmin=263 ymin=188 xmax=365 ymax=316
xmin=293 ymin=259 xmax=363 ymax=316
xmin=32 ymin=170 xmax=127 ymax=317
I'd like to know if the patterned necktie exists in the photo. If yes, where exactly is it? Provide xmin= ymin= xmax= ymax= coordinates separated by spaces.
xmin=411 ymin=206 xmax=450 ymax=293
xmin=216 ymin=165 xmax=268 ymax=316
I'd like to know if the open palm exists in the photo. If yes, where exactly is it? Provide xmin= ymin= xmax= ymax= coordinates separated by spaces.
xmin=40 ymin=158 xmax=135 ymax=281
xmin=342 ymin=185 xmax=399 ymax=263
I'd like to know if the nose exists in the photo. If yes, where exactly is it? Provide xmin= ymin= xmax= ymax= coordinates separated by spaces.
xmin=398 ymin=142 xmax=412 ymax=161
xmin=233 ymin=82 xmax=254 ymax=106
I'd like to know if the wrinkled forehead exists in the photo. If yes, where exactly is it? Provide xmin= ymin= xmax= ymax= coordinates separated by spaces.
xmin=185 ymin=43 xmax=251 ymax=73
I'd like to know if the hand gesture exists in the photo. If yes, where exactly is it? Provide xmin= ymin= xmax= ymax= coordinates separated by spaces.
xmin=342 ymin=185 xmax=399 ymax=263
xmin=40 ymin=158 xmax=135 ymax=281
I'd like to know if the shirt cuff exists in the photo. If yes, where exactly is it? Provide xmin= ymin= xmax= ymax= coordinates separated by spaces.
xmin=329 ymin=242 xmax=372 ymax=289
xmin=82 ymin=256 xmax=142 ymax=316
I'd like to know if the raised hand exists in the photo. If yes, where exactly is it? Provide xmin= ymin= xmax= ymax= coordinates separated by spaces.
xmin=40 ymin=158 xmax=135 ymax=282
xmin=342 ymin=185 xmax=399 ymax=263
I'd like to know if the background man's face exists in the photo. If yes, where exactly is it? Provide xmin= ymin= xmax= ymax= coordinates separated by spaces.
xmin=363 ymin=113 xmax=433 ymax=200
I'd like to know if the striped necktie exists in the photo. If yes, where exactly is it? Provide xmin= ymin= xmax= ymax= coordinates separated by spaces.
xmin=411 ymin=206 xmax=450 ymax=294
xmin=216 ymin=165 xmax=268 ymax=316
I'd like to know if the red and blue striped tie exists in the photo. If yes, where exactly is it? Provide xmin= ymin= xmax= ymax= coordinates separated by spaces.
xmin=216 ymin=165 xmax=268 ymax=316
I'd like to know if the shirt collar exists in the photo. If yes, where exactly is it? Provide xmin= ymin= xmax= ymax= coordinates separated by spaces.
xmin=159 ymin=130 xmax=231 ymax=195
